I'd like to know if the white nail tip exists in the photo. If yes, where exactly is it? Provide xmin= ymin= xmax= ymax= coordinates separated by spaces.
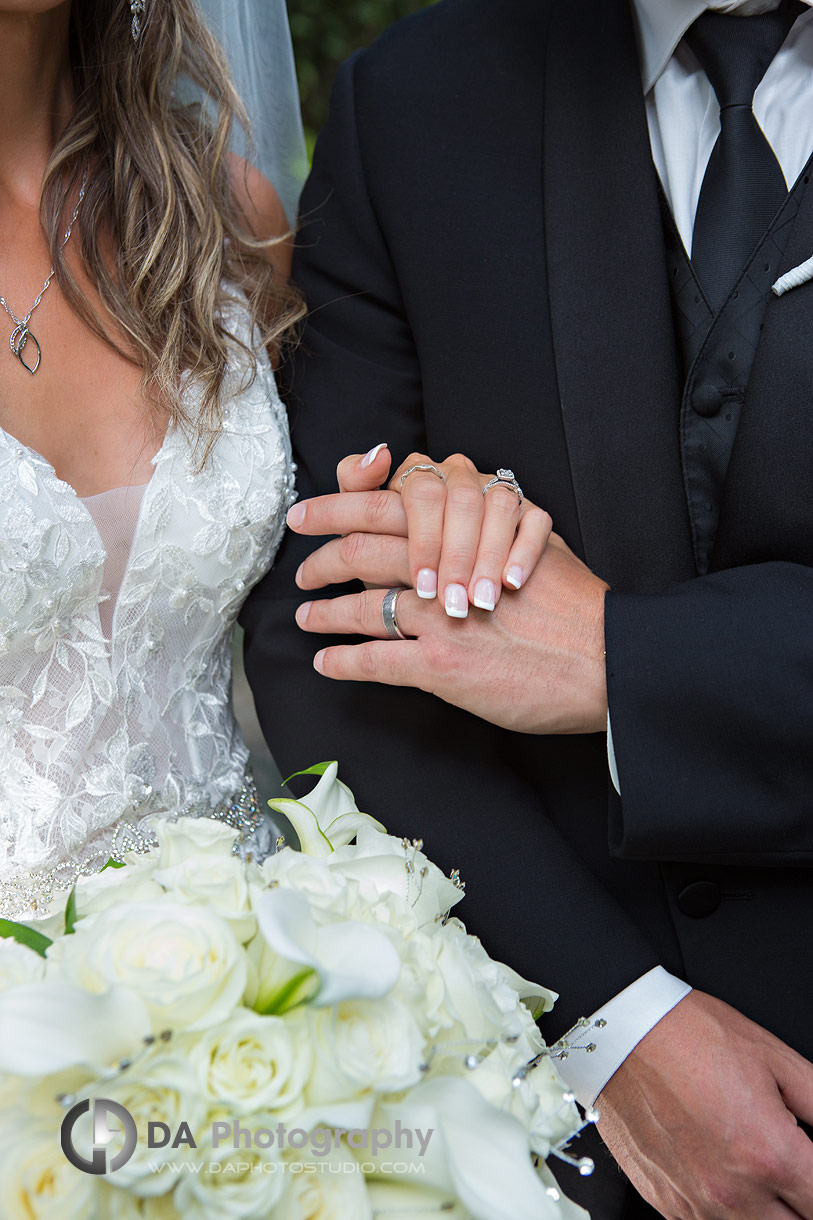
xmin=473 ymin=597 xmax=495 ymax=611
xmin=506 ymin=575 xmax=522 ymax=590
xmin=445 ymin=607 xmax=469 ymax=619
xmin=417 ymin=589 xmax=437 ymax=600
xmin=361 ymin=443 xmax=387 ymax=468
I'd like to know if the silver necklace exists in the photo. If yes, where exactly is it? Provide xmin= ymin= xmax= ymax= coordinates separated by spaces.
xmin=0 ymin=170 xmax=88 ymax=376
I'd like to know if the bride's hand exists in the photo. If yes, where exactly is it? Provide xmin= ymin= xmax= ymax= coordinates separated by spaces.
xmin=290 ymin=444 xmax=552 ymax=617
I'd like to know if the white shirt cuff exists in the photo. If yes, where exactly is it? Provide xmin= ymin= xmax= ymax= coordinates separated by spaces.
xmin=607 ymin=710 xmax=621 ymax=794
xmin=554 ymin=966 xmax=692 ymax=1108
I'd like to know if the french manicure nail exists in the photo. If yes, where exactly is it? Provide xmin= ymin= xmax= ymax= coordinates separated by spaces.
xmin=506 ymin=566 xmax=523 ymax=590
xmin=417 ymin=568 xmax=438 ymax=599
xmin=361 ymin=443 xmax=388 ymax=468
xmin=313 ymin=649 xmax=326 ymax=673
xmin=287 ymin=502 xmax=306 ymax=529
xmin=445 ymin=583 xmax=469 ymax=618
xmin=473 ymin=578 xmax=497 ymax=611
xmin=295 ymin=601 xmax=312 ymax=627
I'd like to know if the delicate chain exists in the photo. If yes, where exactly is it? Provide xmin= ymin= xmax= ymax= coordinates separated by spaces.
xmin=0 ymin=169 xmax=88 ymax=329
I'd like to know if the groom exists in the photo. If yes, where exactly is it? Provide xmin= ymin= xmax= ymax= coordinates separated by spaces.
xmin=242 ymin=0 xmax=813 ymax=1216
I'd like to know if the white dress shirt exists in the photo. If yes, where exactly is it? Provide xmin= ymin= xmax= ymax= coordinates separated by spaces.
xmin=564 ymin=0 xmax=813 ymax=1109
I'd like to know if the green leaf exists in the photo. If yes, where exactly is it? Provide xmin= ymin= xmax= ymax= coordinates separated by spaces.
xmin=0 ymin=918 xmax=52 ymax=958
xmin=253 ymin=968 xmax=317 ymax=1016
xmin=100 ymin=858 xmax=126 ymax=871
xmin=280 ymin=761 xmax=334 ymax=788
xmin=64 ymin=887 xmax=77 ymax=935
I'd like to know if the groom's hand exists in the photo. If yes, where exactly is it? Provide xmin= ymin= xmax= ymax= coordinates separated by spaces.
xmin=597 ymin=990 xmax=813 ymax=1220
xmin=290 ymin=512 xmax=609 ymax=734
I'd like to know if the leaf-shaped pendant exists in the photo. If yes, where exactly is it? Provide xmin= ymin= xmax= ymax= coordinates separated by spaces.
xmin=10 ymin=325 xmax=42 ymax=375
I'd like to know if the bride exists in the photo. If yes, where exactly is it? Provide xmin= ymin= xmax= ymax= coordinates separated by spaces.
xmin=0 ymin=0 xmax=306 ymax=917
xmin=0 ymin=0 xmax=537 ymax=926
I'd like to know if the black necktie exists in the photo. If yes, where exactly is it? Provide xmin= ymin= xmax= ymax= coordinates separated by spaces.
xmin=686 ymin=0 xmax=804 ymax=309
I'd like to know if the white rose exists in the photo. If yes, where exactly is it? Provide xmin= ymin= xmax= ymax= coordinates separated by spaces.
xmin=0 ymin=936 xmax=46 ymax=988
xmin=432 ymin=924 xmax=541 ymax=1044
xmin=394 ymin=930 xmax=455 ymax=1040
xmin=275 ymin=1144 xmax=372 ymax=1220
xmin=93 ymin=1048 xmax=205 ymax=1196
xmin=328 ymin=826 xmax=464 ymax=930
xmin=99 ymin=1188 xmax=182 ymax=1219
xmin=0 ymin=1116 xmax=102 ymax=1218
xmin=0 ymin=1072 xmax=26 ymax=1112
xmin=306 ymin=997 xmax=425 ymax=1106
xmin=187 ymin=1010 xmax=312 ymax=1115
xmin=151 ymin=820 xmax=252 ymax=937
xmin=73 ymin=860 xmax=165 ymax=920
xmin=174 ymin=1120 xmax=284 ymax=1220
xmin=48 ymin=901 xmax=247 ymax=1033
xmin=152 ymin=816 xmax=239 ymax=867
xmin=254 ymin=850 xmax=349 ymax=911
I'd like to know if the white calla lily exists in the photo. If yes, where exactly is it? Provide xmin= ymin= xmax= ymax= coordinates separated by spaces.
xmin=498 ymin=963 xmax=557 ymax=1020
xmin=254 ymin=886 xmax=400 ymax=1007
xmin=374 ymin=1077 xmax=589 ymax=1220
xmin=0 ymin=981 xmax=150 ymax=1075
xmin=270 ymin=762 xmax=385 ymax=856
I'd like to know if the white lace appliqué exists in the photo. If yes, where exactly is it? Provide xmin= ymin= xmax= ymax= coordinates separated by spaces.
xmin=0 ymin=302 xmax=295 ymax=889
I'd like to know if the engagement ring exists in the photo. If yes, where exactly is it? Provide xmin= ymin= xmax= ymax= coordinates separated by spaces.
xmin=482 ymin=468 xmax=523 ymax=504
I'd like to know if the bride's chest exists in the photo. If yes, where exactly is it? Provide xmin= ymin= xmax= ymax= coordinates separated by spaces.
xmin=0 ymin=380 xmax=294 ymax=660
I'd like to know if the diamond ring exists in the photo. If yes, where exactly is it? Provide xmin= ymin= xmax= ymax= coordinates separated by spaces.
xmin=482 ymin=468 xmax=523 ymax=504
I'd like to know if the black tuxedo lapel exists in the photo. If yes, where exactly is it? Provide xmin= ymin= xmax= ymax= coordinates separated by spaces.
xmin=543 ymin=0 xmax=696 ymax=592
xmin=712 ymin=172 xmax=813 ymax=570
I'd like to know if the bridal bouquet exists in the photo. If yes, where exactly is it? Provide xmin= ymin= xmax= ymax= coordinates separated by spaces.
xmin=0 ymin=764 xmax=589 ymax=1220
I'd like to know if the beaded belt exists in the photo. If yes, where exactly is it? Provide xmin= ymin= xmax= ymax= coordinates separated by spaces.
xmin=0 ymin=772 xmax=265 ymax=922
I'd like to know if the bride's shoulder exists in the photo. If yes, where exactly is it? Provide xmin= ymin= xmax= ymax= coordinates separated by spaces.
xmin=228 ymin=154 xmax=293 ymax=281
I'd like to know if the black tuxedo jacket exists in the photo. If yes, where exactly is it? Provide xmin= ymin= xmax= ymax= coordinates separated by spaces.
xmin=241 ymin=1 xmax=813 ymax=1211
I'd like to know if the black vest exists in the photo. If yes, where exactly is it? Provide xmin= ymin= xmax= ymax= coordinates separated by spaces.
xmin=661 ymin=160 xmax=813 ymax=574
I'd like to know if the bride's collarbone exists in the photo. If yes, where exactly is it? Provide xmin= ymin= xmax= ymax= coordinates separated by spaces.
xmin=0 ymin=213 xmax=167 ymax=497
xmin=0 ymin=310 xmax=166 ymax=498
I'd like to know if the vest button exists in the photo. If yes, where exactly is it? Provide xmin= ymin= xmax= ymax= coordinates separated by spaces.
xmin=677 ymin=880 xmax=721 ymax=919
xmin=692 ymin=384 xmax=724 ymax=418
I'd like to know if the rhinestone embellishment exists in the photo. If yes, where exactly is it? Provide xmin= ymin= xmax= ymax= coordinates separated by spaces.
xmin=0 ymin=771 xmax=264 ymax=921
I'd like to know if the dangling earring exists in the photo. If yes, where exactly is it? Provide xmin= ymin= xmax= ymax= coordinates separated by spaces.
xmin=130 ymin=0 xmax=146 ymax=42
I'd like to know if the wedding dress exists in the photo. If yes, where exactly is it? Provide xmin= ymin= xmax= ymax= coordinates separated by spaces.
xmin=0 ymin=300 xmax=296 ymax=919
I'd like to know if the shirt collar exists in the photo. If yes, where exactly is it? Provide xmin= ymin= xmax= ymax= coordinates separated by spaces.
xmin=631 ymin=0 xmax=813 ymax=93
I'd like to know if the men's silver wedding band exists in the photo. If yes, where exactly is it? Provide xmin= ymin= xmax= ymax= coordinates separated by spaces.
xmin=400 ymin=463 xmax=447 ymax=488
xmin=382 ymin=587 xmax=408 ymax=640
xmin=482 ymin=467 xmax=523 ymax=504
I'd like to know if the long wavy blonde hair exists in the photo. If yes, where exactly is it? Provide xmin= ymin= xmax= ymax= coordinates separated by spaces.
xmin=42 ymin=0 xmax=304 ymax=459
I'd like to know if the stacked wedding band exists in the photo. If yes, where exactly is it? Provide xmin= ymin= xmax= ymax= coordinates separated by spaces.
xmin=400 ymin=463 xmax=447 ymax=487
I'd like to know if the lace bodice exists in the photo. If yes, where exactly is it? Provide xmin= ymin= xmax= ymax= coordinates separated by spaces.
xmin=0 ymin=302 xmax=295 ymax=897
